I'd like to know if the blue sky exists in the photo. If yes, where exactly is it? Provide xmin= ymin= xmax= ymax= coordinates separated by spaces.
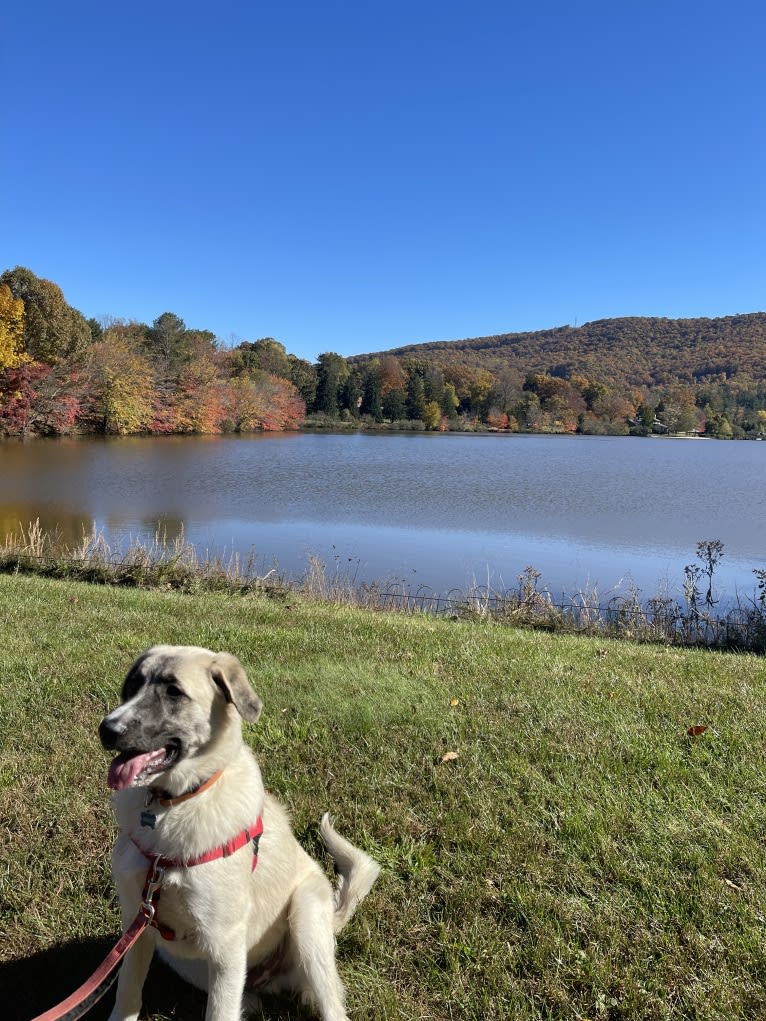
xmin=3 ymin=1 xmax=764 ymax=362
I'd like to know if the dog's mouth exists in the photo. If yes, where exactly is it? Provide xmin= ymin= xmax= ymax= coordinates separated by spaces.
xmin=107 ymin=740 xmax=181 ymax=791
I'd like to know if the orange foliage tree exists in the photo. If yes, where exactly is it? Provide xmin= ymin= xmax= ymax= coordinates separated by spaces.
xmin=227 ymin=375 xmax=305 ymax=432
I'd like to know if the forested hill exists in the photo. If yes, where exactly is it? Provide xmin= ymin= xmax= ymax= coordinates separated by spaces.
xmin=367 ymin=314 xmax=766 ymax=390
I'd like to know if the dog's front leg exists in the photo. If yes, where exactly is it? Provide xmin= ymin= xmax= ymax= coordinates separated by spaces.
xmin=206 ymin=930 xmax=248 ymax=1021
xmin=107 ymin=932 xmax=155 ymax=1021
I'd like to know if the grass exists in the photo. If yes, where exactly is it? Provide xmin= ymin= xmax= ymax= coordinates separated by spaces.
xmin=1 ymin=572 xmax=766 ymax=1020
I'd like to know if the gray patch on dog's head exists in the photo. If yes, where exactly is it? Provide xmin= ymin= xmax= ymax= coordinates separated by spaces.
xmin=121 ymin=650 xmax=152 ymax=701
xmin=209 ymin=652 xmax=263 ymax=723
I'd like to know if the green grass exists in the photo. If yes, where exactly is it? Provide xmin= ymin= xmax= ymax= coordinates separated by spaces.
xmin=2 ymin=573 xmax=766 ymax=1020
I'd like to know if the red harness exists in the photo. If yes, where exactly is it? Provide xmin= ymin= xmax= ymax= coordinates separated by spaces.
xmin=133 ymin=817 xmax=263 ymax=871
xmin=30 ymin=770 xmax=264 ymax=1021
xmin=132 ymin=817 xmax=264 ymax=941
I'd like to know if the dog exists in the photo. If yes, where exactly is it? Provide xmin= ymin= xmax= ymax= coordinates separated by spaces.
xmin=99 ymin=644 xmax=380 ymax=1021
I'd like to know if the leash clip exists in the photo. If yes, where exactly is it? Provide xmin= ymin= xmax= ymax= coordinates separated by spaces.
xmin=140 ymin=860 xmax=165 ymax=924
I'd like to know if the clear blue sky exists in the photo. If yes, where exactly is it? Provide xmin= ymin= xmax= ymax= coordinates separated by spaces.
xmin=3 ymin=1 xmax=764 ymax=362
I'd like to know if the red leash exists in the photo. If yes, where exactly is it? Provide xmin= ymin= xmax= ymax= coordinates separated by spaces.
xmin=28 ymin=817 xmax=263 ymax=1021
xmin=29 ymin=859 xmax=164 ymax=1021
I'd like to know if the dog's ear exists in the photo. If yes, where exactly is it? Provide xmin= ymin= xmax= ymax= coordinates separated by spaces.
xmin=209 ymin=653 xmax=263 ymax=722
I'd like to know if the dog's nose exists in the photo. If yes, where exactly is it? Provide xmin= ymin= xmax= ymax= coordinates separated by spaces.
xmin=99 ymin=715 xmax=123 ymax=750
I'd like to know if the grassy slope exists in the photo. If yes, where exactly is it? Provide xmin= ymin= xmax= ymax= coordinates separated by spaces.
xmin=1 ymin=573 xmax=766 ymax=1021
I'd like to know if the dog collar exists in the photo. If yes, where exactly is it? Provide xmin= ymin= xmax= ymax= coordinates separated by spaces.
xmin=148 ymin=768 xmax=224 ymax=807
xmin=141 ymin=769 xmax=225 ymax=828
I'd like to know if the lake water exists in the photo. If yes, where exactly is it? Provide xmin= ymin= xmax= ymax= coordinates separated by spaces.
xmin=0 ymin=432 xmax=764 ymax=605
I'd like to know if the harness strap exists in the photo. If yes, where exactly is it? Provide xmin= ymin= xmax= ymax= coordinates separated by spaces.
xmin=132 ymin=817 xmax=263 ymax=870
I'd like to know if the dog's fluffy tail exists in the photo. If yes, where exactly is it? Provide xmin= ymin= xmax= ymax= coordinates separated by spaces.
xmin=320 ymin=813 xmax=381 ymax=934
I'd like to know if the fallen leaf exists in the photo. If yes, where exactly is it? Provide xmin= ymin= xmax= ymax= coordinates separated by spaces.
xmin=723 ymin=878 xmax=742 ymax=891
xmin=449 ymin=698 xmax=460 ymax=707
xmin=687 ymin=725 xmax=708 ymax=736
xmin=441 ymin=751 xmax=459 ymax=762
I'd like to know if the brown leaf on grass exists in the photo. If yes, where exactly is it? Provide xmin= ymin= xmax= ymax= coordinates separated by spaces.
xmin=687 ymin=725 xmax=708 ymax=736
xmin=441 ymin=751 xmax=459 ymax=762
xmin=723 ymin=878 xmax=742 ymax=891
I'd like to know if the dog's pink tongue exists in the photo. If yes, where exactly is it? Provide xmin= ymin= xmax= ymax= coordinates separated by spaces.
xmin=108 ymin=749 xmax=166 ymax=791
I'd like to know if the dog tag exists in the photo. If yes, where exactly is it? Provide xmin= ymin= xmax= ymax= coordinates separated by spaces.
xmin=141 ymin=810 xmax=157 ymax=829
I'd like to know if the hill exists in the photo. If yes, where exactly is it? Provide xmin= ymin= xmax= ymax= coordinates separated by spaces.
xmin=336 ymin=313 xmax=766 ymax=437
xmin=369 ymin=313 xmax=766 ymax=391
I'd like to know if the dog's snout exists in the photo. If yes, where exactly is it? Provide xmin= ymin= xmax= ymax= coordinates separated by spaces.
xmin=99 ymin=714 xmax=125 ymax=749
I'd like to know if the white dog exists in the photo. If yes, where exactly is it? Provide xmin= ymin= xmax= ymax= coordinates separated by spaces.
xmin=99 ymin=645 xmax=380 ymax=1021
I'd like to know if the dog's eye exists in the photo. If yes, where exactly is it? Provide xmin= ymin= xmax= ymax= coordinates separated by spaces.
xmin=166 ymin=684 xmax=186 ymax=698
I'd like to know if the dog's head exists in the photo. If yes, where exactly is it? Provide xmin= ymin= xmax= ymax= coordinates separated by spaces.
xmin=99 ymin=645 xmax=262 ymax=791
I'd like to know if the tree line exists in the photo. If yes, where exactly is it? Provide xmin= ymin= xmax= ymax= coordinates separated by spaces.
xmin=0 ymin=267 xmax=306 ymax=436
xmin=1 ymin=265 xmax=764 ymax=438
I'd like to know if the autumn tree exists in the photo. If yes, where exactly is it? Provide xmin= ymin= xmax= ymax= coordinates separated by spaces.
xmin=227 ymin=375 xmax=305 ymax=431
xmin=655 ymin=386 xmax=698 ymax=434
xmin=379 ymin=355 xmax=407 ymax=396
xmin=422 ymin=400 xmax=442 ymax=430
xmin=486 ymin=407 xmax=510 ymax=430
xmin=0 ymin=266 xmax=91 ymax=364
xmin=0 ymin=362 xmax=82 ymax=435
xmin=85 ymin=328 xmax=154 ymax=434
xmin=173 ymin=345 xmax=225 ymax=433
xmin=229 ymin=338 xmax=291 ymax=380
xmin=0 ymin=284 xmax=26 ymax=371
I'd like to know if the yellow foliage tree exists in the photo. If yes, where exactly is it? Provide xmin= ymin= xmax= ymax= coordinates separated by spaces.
xmin=86 ymin=329 xmax=154 ymax=434
xmin=0 ymin=284 xmax=28 ymax=371
xmin=422 ymin=400 xmax=442 ymax=430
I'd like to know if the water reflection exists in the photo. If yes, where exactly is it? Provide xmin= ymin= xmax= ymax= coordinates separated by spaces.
xmin=0 ymin=503 xmax=94 ymax=549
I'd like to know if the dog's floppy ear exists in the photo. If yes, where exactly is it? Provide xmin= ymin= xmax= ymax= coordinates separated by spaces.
xmin=209 ymin=653 xmax=263 ymax=722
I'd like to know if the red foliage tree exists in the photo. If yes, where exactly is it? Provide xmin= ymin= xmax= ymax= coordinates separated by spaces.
xmin=0 ymin=361 xmax=82 ymax=435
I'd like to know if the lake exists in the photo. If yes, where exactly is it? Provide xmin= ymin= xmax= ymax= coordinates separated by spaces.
xmin=1 ymin=432 xmax=764 ymax=605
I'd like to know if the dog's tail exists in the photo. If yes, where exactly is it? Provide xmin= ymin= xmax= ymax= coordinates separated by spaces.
xmin=320 ymin=813 xmax=381 ymax=934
